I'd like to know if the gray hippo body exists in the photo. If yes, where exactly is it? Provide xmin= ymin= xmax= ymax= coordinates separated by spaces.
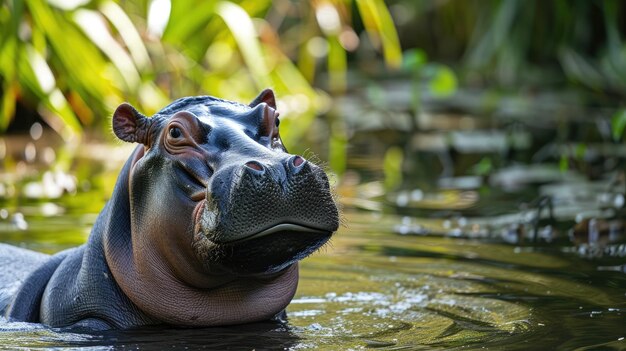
xmin=0 ymin=89 xmax=339 ymax=329
xmin=0 ymin=244 xmax=48 ymax=317
xmin=0 ymin=163 xmax=155 ymax=329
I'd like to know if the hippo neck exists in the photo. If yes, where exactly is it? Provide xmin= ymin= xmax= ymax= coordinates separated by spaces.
xmin=102 ymin=146 xmax=299 ymax=326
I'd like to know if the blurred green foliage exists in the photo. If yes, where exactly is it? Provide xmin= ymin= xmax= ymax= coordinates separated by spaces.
xmin=4 ymin=0 xmax=626 ymax=177
xmin=611 ymin=109 xmax=626 ymax=142
xmin=0 ymin=0 xmax=401 ymax=147
xmin=390 ymin=0 xmax=626 ymax=93
xmin=383 ymin=146 xmax=403 ymax=190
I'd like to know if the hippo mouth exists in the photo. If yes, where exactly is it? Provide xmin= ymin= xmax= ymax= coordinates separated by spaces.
xmin=220 ymin=222 xmax=332 ymax=275
xmin=191 ymin=156 xmax=339 ymax=275
xmin=229 ymin=223 xmax=330 ymax=243
xmin=193 ymin=217 xmax=332 ymax=275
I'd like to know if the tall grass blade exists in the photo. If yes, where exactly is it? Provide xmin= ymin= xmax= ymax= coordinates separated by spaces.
xmin=355 ymin=0 xmax=402 ymax=69
xmin=215 ymin=1 xmax=271 ymax=89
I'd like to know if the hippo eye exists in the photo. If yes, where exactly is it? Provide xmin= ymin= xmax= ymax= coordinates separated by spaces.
xmin=275 ymin=118 xmax=280 ymax=127
xmin=169 ymin=127 xmax=182 ymax=139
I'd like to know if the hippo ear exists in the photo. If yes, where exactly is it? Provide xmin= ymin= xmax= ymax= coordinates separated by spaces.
xmin=249 ymin=88 xmax=277 ymax=109
xmin=112 ymin=103 xmax=152 ymax=145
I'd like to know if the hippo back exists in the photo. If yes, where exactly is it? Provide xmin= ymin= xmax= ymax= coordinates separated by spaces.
xmin=0 ymin=244 xmax=49 ymax=315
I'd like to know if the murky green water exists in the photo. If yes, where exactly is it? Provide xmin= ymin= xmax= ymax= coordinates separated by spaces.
xmin=1 ymin=130 xmax=626 ymax=349
xmin=0 ymin=205 xmax=625 ymax=350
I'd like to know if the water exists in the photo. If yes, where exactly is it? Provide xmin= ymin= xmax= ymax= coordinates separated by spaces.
xmin=0 ymin=205 xmax=624 ymax=350
xmin=1 ymin=109 xmax=626 ymax=349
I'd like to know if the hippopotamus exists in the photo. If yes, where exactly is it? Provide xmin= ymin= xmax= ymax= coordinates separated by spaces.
xmin=0 ymin=89 xmax=339 ymax=329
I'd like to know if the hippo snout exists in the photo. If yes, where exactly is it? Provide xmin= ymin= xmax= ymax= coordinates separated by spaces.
xmin=244 ymin=155 xmax=306 ymax=176
xmin=241 ymin=155 xmax=307 ymax=188
xmin=200 ymin=156 xmax=339 ymax=244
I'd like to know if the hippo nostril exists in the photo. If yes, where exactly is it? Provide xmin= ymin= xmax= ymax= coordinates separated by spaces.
xmin=245 ymin=161 xmax=264 ymax=172
xmin=292 ymin=156 xmax=304 ymax=167
xmin=288 ymin=155 xmax=307 ymax=174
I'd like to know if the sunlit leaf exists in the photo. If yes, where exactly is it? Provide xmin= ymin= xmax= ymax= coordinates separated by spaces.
xmin=100 ymin=1 xmax=151 ymax=70
xmin=0 ymin=82 xmax=17 ymax=131
xmin=215 ymin=1 xmax=271 ymax=89
xmin=355 ymin=0 xmax=403 ymax=69
xmin=315 ymin=2 xmax=342 ymax=36
xmin=383 ymin=146 xmax=403 ymax=190
xmin=329 ymin=122 xmax=348 ymax=176
xmin=428 ymin=65 xmax=458 ymax=97
xmin=43 ymin=89 xmax=83 ymax=141
xmin=327 ymin=36 xmax=347 ymax=93
xmin=471 ymin=157 xmax=493 ymax=176
xmin=19 ymin=44 xmax=82 ymax=141
xmin=26 ymin=0 xmax=120 ymax=113
xmin=147 ymin=0 xmax=171 ymax=37
xmin=74 ymin=9 xmax=140 ymax=90
xmin=163 ymin=1 xmax=217 ymax=43
xmin=0 ymin=2 xmax=20 ymax=130
xmin=0 ymin=0 xmax=405 ymax=174
xmin=271 ymin=57 xmax=322 ymax=146
xmin=298 ymin=39 xmax=317 ymax=83
xmin=47 ymin=0 xmax=89 ymax=11
xmin=26 ymin=46 xmax=55 ymax=94
xmin=138 ymin=82 xmax=170 ymax=115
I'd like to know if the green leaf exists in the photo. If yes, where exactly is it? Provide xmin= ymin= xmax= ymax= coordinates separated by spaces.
xmin=383 ymin=146 xmax=404 ymax=190
xmin=74 ymin=9 xmax=141 ymax=90
xmin=163 ymin=1 xmax=217 ymax=42
xmin=27 ymin=0 xmax=121 ymax=111
xmin=329 ymin=122 xmax=348 ymax=176
xmin=19 ymin=44 xmax=82 ymax=141
xmin=471 ymin=157 xmax=493 ymax=176
xmin=574 ymin=143 xmax=587 ymax=160
xmin=327 ymin=36 xmax=347 ymax=93
xmin=428 ymin=65 xmax=458 ymax=97
xmin=402 ymin=49 xmax=427 ymax=72
xmin=215 ymin=1 xmax=271 ymax=89
xmin=355 ymin=0 xmax=403 ymax=69
xmin=559 ymin=155 xmax=569 ymax=172
xmin=0 ymin=82 xmax=17 ymax=131
xmin=100 ymin=1 xmax=151 ymax=70
xmin=611 ymin=109 xmax=626 ymax=142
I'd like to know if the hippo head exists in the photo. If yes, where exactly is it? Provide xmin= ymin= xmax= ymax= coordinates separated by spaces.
xmin=112 ymin=89 xmax=339 ymax=281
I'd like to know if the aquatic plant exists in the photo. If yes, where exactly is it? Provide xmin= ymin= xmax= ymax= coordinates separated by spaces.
xmin=0 ymin=0 xmax=401 ymax=149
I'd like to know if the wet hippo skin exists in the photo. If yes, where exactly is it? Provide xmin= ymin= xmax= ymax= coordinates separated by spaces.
xmin=0 ymin=89 xmax=339 ymax=330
